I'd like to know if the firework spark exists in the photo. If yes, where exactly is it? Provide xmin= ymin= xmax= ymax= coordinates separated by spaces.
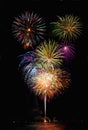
xmin=36 ymin=39 xmax=64 ymax=69
xmin=12 ymin=11 xmax=46 ymax=49
xmin=50 ymin=15 xmax=81 ymax=40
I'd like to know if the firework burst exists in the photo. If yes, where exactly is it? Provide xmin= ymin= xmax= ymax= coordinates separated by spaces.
xmin=36 ymin=39 xmax=64 ymax=69
xmin=12 ymin=11 xmax=46 ymax=49
xmin=50 ymin=15 xmax=81 ymax=40
xmin=17 ymin=51 xmax=37 ymax=80
xmin=59 ymin=42 xmax=76 ymax=62
xmin=32 ymin=68 xmax=71 ymax=99
xmin=18 ymin=50 xmax=70 ymax=99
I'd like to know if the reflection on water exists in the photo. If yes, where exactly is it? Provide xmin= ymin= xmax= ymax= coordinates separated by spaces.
xmin=13 ymin=122 xmax=70 ymax=130
xmin=35 ymin=123 xmax=65 ymax=130
xmin=12 ymin=120 xmax=86 ymax=130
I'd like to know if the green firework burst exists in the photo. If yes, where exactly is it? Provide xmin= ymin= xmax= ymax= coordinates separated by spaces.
xmin=50 ymin=15 xmax=82 ymax=40
xmin=36 ymin=39 xmax=63 ymax=69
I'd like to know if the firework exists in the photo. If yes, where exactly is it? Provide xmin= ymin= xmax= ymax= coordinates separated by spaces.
xmin=36 ymin=39 xmax=63 ymax=69
xmin=17 ymin=51 xmax=37 ymax=79
xmin=59 ymin=42 xmax=75 ymax=62
xmin=18 ymin=50 xmax=70 ymax=99
xmin=32 ymin=68 xmax=70 ymax=99
xmin=18 ymin=51 xmax=36 ymax=67
xmin=50 ymin=15 xmax=81 ymax=40
xmin=18 ymin=51 xmax=43 ymax=85
xmin=12 ymin=11 xmax=46 ymax=49
xmin=18 ymin=49 xmax=71 ymax=119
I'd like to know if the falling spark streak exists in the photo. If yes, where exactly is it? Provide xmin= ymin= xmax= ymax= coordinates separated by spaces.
xmin=44 ymin=93 xmax=47 ymax=119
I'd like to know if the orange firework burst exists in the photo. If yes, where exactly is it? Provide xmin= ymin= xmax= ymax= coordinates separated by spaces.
xmin=32 ymin=68 xmax=70 ymax=99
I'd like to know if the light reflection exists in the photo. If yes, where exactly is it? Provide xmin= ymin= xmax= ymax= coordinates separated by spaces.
xmin=37 ymin=123 xmax=65 ymax=130
xmin=26 ymin=123 xmax=66 ymax=130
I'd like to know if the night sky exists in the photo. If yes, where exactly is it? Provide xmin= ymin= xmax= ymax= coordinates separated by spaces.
xmin=1 ymin=0 xmax=88 ymax=122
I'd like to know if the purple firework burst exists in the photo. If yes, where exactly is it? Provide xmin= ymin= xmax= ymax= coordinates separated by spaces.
xmin=59 ymin=42 xmax=76 ymax=62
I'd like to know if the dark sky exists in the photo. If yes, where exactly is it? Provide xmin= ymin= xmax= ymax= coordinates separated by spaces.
xmin=1 ymin=0 xmax=88 ymax=122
